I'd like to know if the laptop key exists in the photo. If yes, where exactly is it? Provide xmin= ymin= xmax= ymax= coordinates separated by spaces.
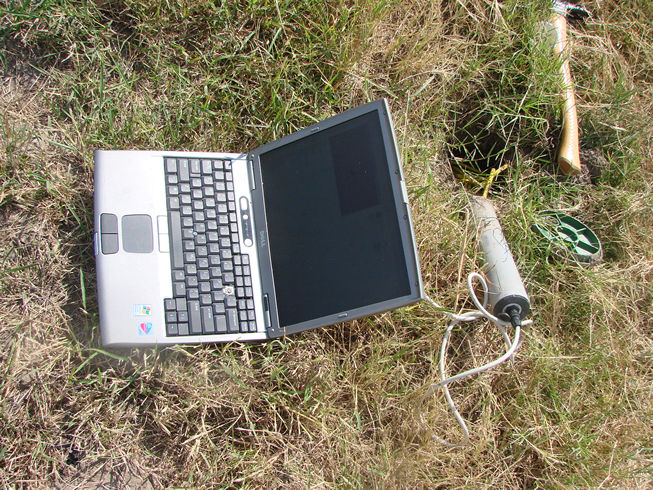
xmin=190 ymin=159 xmax=201 ymax=174
xmin=178 ymin=323 xmax=189 ymax=336
xmin=178 ymin=159 xmax=189 ymax=181
xmin=165 ymin=158 xmax=177 ymax=173
xmin=174 ymin=281 xmax=186 ymax=297
xmin=215 ymin=315 xmax=227 ymax=333
xmin=226 ymin=309 xmax=238 ymax=333
xmin=168 ymin=197 xmax=180 ymax=210
xmin=176 ymin=297 xmax=187 ymax=311
xmin=188 ymin=301 xmax=202 ymax=334
xmin=167 ymin=323 xmax=178 ymax=336
xmin=201 ymin=306 xmax=215 ymax=333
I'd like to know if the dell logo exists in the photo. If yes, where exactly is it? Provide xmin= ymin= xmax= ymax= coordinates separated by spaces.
xmin=258 ymin=230 xmax=267 ymax=247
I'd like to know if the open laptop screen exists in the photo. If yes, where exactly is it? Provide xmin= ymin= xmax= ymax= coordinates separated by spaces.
xmin=260 ymin=110 xmax=411 ymax=327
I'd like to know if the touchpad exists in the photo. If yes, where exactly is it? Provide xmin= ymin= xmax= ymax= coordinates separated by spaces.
xmin=122 ymin=215 xmax=154 ymax=253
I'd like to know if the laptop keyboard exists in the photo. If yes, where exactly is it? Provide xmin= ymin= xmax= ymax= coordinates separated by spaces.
xmin=162 ymin=157 xmax=257 ymax=336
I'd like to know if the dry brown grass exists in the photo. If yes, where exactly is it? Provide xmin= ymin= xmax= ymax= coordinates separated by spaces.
xmin=1 ymin=0 xmax=652 ymax=487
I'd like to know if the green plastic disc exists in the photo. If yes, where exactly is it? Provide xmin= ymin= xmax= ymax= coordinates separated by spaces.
xmin=533 ymin=211 xmax=602 ymax=265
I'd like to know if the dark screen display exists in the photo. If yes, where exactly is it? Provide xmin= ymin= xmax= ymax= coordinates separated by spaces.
xmin=260 ymin=111 xmax=411 ymax=327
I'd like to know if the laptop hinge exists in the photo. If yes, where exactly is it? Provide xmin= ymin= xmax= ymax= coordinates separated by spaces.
xmin=247 ymin=157 xmax=256 ymax=191
xmin=263 ymin=293 xmax=272 ymax=328
xmin=264 ymin=293 xmax=285 ymax=337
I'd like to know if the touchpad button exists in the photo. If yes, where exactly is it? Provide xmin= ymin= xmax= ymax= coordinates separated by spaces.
xmin=122 ymin=215 xmax=154 ymax=253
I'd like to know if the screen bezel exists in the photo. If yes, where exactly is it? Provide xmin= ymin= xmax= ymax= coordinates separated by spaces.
xmin=247 ymin=99 xmax=423 ymax=337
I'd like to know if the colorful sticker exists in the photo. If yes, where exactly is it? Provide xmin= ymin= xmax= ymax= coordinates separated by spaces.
xmin=138 ymin=321 xmax=153 ymax=336
xmin=133 ymin=304 xmax=152 ymax=316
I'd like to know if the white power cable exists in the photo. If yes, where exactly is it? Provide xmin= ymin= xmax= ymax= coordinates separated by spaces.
xmin=420 ymin=272 xmax=533 ymax=448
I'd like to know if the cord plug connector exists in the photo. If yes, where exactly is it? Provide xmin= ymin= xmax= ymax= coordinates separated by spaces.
xmin=507 ymin=306 xmax=523 ymax=329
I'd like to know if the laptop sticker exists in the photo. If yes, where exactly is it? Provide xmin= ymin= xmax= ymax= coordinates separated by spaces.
xmin=138 ymin=321 xmax=153 ymax=336
xmin=133 ymin=304 xmax=152 ymax=316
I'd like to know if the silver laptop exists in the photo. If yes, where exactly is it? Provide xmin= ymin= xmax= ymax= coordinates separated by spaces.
xmin=94 ymin=99 xmax=423 ymax=347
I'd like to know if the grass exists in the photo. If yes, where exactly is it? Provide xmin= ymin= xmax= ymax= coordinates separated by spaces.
xmin=1 ymin=0 xmax=652 ymax=486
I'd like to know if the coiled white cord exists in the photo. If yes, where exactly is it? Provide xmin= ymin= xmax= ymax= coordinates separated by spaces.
xmin=421 ymin=272 xmax=533 ymax=447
